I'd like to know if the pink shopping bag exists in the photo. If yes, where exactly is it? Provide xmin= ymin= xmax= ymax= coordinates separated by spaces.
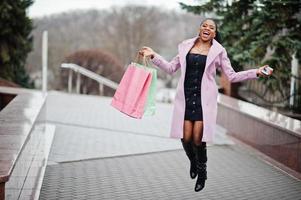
xmin=111 ymin=64 xmax=152 ymax=119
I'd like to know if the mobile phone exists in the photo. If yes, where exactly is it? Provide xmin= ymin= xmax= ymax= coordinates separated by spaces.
xmin=261 ymin=66 xmax=273 ymax=75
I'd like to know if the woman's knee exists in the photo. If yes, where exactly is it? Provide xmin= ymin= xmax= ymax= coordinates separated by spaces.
xmin=183 ymin=134 xmax=192 ymax=143
xmin=193 ymin=135 xmax=202 ymax=146
xmin=192 ymin=121 xmax=203 ymax=145
xmin=183 ymin=128 xmax=193 ymax=142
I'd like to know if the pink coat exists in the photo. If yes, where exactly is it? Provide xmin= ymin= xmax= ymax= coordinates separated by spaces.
xmin=151 ymin=36 xmax=258 ymax=142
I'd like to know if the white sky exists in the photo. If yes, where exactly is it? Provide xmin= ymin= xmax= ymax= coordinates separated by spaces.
xmin=28 ymin=0 xmax=202 ymax=18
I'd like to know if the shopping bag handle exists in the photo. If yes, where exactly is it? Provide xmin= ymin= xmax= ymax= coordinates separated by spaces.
xmin=135 ymin=53 xmax=151 ymax=67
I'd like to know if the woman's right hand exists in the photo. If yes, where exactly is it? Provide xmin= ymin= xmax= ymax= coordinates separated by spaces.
xmin=139 ymin=46 xmax=155 ymax=59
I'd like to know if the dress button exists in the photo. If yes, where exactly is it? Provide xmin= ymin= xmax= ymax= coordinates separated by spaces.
xmin=195 ymin=86 xmax=197 ymax=89
xmin=193 ymin=101 xmax=195 ymax=104
xmin=192 ymin=110 xmax=195 ymax=113
xmin=194 ymin=94 xmax=197 ymax=96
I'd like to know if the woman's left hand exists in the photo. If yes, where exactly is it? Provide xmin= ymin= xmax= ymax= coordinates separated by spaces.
xmin=256 ymin=65 xmax=273 ymax=77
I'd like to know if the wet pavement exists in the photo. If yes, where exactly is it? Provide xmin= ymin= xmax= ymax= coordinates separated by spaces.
xmin=38 ymin=92 xmax=301 ymax=200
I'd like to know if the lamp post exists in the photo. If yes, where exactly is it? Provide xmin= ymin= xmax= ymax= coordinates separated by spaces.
xmin=42 ymin=31 xmax=48 ymax=96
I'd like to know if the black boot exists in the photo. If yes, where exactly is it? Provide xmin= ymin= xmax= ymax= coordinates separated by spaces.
xmin=181 ymin=139 xmax=197 ymax=179
xmin=193 ymin=142 xmax=207 ymax=192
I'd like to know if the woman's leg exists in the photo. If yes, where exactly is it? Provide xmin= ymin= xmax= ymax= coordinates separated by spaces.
xmin=181 ymin=120 xmax=197 ymax=179
xmin=192 ymin=121 xmax=204 ymax=146
xmin=192 ymin=121 xmax=207 ymax=192
xmin=183 ymin=120 xmax=194 ymax=142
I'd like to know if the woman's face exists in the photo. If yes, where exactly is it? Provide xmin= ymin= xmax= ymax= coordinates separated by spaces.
xmin=199 ymin=19 xmax=216 ymax=42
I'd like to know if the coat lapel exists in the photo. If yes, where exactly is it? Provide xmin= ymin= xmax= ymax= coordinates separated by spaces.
xmin=181 ymin=36 xmax=198 ymax=58
xmin=205 ymin=39 xmax=223 ymax=69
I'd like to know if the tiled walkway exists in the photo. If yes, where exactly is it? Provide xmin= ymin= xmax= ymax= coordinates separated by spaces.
xmin=40 ymin=146 xmax=301 ymax=200
xmin=39 ymin=92 xmax=301 ymax=200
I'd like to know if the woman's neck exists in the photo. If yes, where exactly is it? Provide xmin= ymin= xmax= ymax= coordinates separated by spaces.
xmin=197 ymin=38 xmax=212 ymax=48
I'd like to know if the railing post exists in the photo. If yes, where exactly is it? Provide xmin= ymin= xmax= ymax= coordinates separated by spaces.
xmin=76 ymin=72 xmax=81 ymax=94
xmin=290 ymin=53 xmax=298 ymax=107
xmin=68 ymin=69 xmax=73 ymax=93
xmin=83 ymin=85 xmax=87 ymax=94
xmin=99 ymin=83 xmax=104 ymax=95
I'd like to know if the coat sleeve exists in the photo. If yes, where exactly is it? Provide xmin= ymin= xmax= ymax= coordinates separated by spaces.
xmin=151 ymin=53 xmax=181 ymax=75
xmin=220 ymin=48 xmax=258 ymax=83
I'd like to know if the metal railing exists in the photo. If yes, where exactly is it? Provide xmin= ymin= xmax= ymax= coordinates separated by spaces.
xmin=242 ymin=74 xmax=301 ymax=109
xmin=61 ymin=63 xmax=118 ymax=94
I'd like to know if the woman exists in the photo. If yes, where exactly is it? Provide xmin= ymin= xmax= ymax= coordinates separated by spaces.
xmin=139 ymin=18 xmax=273 ymax=192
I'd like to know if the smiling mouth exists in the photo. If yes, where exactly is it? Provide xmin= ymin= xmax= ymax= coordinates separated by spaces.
xmin=202 ymin=31 xmax=210 ymax=37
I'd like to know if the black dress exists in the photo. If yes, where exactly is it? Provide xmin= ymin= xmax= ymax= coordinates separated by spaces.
xmin=184 ymin=53 xmax=207 ymax=121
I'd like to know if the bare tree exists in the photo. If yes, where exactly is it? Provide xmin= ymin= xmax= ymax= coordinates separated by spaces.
xmin=62 ymin=49 xmax=124 ymax=96
xmin=26 ymin=6 xmax=201 ymax=91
